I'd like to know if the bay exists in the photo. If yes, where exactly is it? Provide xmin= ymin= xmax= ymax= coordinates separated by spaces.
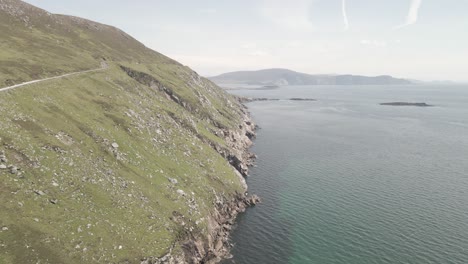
xmin=223 ymin=85 xmax=468 ymax=264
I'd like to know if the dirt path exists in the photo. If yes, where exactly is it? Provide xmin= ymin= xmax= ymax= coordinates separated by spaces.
xmin=0 ymin=66 xmax=106 ymax=92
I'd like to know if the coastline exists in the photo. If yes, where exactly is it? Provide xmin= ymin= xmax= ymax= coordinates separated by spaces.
xmin=144 ymin=100 xmax=259 ymax=264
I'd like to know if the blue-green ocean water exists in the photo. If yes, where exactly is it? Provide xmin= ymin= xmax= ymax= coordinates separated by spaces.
xmin=223 ymin=85 xmax=468 ymax=264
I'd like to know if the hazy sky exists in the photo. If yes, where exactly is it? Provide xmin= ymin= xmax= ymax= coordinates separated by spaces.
xmin=24 ymin=0 xmax=468 ymax=81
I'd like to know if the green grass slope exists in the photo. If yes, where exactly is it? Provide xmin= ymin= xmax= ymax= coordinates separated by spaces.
xmin=0 ymin=0 xmax=249 ymax=263
xmin=1 ymin=0 xmax=158 ymax=85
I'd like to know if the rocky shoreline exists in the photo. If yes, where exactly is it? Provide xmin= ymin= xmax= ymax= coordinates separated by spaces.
xmin=143 ymin=102 xmax=260 ymax=264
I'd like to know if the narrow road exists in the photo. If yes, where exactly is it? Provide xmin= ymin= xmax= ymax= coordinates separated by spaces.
xmin=0 ymin=66 xmax=106 ymax=92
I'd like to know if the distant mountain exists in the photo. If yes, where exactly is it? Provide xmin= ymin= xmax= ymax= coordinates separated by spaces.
xmin=209 ymin=68 xmax=413 ymax=86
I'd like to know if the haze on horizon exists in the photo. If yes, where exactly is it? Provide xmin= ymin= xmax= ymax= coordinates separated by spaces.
xmin=23 ymin=0 xmax=468 ymax=82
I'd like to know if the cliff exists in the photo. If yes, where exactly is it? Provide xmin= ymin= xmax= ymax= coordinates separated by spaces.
xmin=0 ymin=0 xmax=257 ymax=263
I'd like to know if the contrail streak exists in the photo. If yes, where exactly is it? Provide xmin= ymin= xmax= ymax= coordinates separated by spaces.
xmin=342 ymin=0 xmax=349 ymax=30
xmin=406 ymin=0 xmax=422 ymax=24
xmin=394 ymin=0 xmax=423 ymax=29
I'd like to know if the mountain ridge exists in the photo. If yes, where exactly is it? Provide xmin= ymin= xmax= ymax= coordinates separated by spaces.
xmin=209 ymin=68 xmax=413 ymax=86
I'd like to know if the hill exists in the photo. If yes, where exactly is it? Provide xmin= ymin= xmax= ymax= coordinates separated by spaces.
xmin=209 ymin=68 xmax=413 ymax=86
xmin=0 ymin=0 xmax=256 ymax=263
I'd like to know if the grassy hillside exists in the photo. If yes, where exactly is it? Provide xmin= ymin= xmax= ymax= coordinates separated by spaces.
xmin=0 ymin=0 xmax=251 ymax=263
xmin=0 ymin=0 xmax=175 ymax=86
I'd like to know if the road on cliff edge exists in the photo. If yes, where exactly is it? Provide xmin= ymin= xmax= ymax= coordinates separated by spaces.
xmin=0 ymin=64 xmax=107 ymax=92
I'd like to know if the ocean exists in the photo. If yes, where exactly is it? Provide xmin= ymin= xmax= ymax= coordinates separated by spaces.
xmin=223 ymin=85 xmax=468 ymax=264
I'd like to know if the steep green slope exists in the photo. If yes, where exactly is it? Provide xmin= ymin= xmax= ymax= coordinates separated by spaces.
xmin=0 ymin=1 xmax=254 ymax=263
xmin=0 ymin=0 xmax=166 ymax=86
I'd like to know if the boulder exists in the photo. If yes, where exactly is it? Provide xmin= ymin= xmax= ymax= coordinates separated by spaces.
xmin=246 ymin=195 xmax=261 ymax=206
xmin=168 ymin=178 xmax=178 ymax=184
xmin=34 ymin=190 xmax=46 ymax=196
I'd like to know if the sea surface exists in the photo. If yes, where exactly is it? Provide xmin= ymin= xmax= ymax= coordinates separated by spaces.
xmin=223 ymin=85 xmax=468 ymax=264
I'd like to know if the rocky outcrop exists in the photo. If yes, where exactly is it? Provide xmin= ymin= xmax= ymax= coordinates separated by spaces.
xmin=222 ymin=108 xmax=257 ymax=177
xmin=179 ymin=193 xmax=260 ymax=264
xmin=141 ymin=193 xmax=260 ymax=264
xmin=141 ymin=106 xmax=259 ymax=264
xmin=120 ymin=65 xmax=187 ymax=109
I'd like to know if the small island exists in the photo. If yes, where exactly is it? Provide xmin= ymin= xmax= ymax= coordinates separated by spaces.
xmin=380 ymin=102 xmax=434 ymax=107
xmin=241 ymin=98 xmax=280 ymax=102
xmin=289 ymin=98 xmax=317 ymax=101
xmin=242 ymin=97 xmax=317 ymax=102
xmin=261 ymin=85 xmax=280 ymax=89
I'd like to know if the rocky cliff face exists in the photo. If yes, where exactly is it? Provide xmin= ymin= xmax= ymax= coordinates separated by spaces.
xmin=219 ymin=111 xmax=257 ymax=178
xmin=140 ymin=106 xmax=259 ymax=264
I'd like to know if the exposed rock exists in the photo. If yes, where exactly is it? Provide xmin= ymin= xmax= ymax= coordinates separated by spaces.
xmin=176 ymin=193 xmax=260 ymax=264
xmin=216 ymin=107 xmax=257 ymax=178
xmin=10 ymin=166 xmax=17 ymax=174
xmin=0 ymin=164 xmax=6 ymax=169
xmin=228 ymin=155 xmax=248 ymax=177
xmin=245 ymin=194 xmax=261 ymax=206
xmin=141 ymin=106 xmax=260 ymax=264
xmin=49 ymin=198 xmax=58 ymax=204
xmin=34 ymin=190 xmax=46 ymax=196
xmin=111 ymin=142 xmax=119 ymax=148
xmin=168 ymin=178 xmax=178 ymax=185
xmin=245 ymin=130 xmax=255 ymax=140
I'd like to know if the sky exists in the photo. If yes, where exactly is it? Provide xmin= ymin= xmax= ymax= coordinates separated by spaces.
xmin=23 ymin=0 xmax=468 ymax=81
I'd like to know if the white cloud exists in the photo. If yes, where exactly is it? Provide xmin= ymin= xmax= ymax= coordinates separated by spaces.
xmin=394 ymin=0 xmax=423 ymax=29
xmin=342 ymin=0 xmax=349 ymax=31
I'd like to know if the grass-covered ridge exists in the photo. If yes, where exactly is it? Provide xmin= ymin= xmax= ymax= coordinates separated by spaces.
xmin=0 ymin=0 xmax=250 ymax=263
xmin=1 ymin=0 xmax=174 ymax=86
